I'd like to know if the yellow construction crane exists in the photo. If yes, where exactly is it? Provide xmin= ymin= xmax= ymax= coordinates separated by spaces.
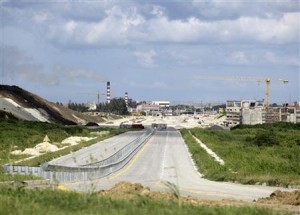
xmin=193 ymin=76 xmax=288 ymax=108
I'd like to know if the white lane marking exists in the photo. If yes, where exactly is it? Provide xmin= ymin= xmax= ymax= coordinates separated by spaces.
xmin=160 ymin=131 xmax=168 ymax=180
xmin=189 ymin=131 xmax=225 ymax=165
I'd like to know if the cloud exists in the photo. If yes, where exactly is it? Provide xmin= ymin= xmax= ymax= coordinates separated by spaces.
xmin=53 ymin=65 xmax=106 ymax=82
xmin=125 ymin=78 xmax=170 ymax=90
xmin=49 ymin=11 xmax=299 ymax=46
xmin=45 ymin=5 xmax=145 ymax=46
xmin=264 ymin=51 xmax=300 ymax=66
xmin=191 ymin=0 xmax=299 ymax=20
xmin=229 ymin=51 xmax=250 ymax=65
xmin=147 ymin=12 xmax=299 ymax=44
xmin=33 ymin=12 xmax=49 ymax=24
xmin=134 ymin=50 xmax=157 ymax=67
xmin=2 ymin=2 xmax=299 ymax=47
xmin=151 ymin=5 xmax=165 ymax=17
xmin=1 ymin=45 xmax=59 ymax=85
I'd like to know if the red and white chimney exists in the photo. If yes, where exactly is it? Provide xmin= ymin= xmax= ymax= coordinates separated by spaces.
xmin=106 ymin=81 xmax=111 ymax=104
xmin=125 ymin=92 xmax=128 ymax=107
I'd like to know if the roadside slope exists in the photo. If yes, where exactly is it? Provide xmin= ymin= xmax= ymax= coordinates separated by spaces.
xmin=0 ymin=85 xmax=104 ymax=125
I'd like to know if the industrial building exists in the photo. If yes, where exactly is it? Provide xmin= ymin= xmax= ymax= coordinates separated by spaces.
xmin=136 ymin=101 xmax=170 ymax=114
xmin=136 ymin=103 xmax=160 ymax=112
xmin=226 ymin=100 xmax=300 ymax=126
xmin=225 ymin=100 xmax=243 ymax=126
xmin=152 ymin=101 xmax=170 ymax=109
xmin=241 ymin=100 xmax=264 ymax=125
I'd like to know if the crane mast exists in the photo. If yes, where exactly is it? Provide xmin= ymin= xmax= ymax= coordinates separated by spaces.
xmin=193 ymin=76 xmax=288 ymax=108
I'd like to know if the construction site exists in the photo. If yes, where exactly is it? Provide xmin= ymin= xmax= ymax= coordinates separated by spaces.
xmin=99 ymin=77 xmax=300 ymax=128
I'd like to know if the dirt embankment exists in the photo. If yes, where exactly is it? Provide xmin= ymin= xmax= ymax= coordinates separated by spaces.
xmin=0 ymin=85 xmax=105 ymax=125
xmin=0 ymin=85 xmax=76 ymax=125
xmin=98 ymin=182 xmax=300 ymax=214
xmin=256 ymin=190 xmax=300 ymax=206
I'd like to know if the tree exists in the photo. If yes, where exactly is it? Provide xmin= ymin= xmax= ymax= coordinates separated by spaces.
xmin=108 ymin=98 xmax=129 ymax=115
xmin=96 ymin=98 xmax=129 ymax=115
xmin=67 ymin=102 xmax=89 ymax=112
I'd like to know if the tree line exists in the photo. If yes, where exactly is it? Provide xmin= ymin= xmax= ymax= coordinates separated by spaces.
xmin=68 ymin=98 xmax=128 ymax=115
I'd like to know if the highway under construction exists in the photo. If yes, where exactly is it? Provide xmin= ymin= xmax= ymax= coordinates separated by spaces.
xmin=54 ymin=128 xmax=290 ymax=201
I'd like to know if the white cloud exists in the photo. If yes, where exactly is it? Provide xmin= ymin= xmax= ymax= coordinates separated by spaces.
xmin=134 ymin=50 xmax=157 ymax=67
xmin=44 ymin=9 xmax=299 ymax=47
xmin=53 ymin=65 xmax=106 ymax=82
xmin=33 ymin=12 xmax=49 ymax=23
xmin=146 ymin=12 xmax=299 ymax=44
xmin=151 ymin=5 xmax=165 ymax=17
xmin=3 ymin=1 xmax=299 ymax=47
xmin=191 ymin=0 xmax=299 ymax=20
xmin=47 ymin=6 xmax=145 ymax=46
xmin=229 ymin=51 xmax=250 ymax=65
xmin=264 ymin=51 xmax=300 ymax=66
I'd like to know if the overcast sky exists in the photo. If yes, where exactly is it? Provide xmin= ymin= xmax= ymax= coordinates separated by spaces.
xmin=0 ymin=0 xmax=299 ymax=104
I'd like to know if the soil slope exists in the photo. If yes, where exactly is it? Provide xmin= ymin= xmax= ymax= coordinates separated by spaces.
xmin=0 ymin=85 xmax=104 ymax=125
xmin=99 ymin=182 xmax=300 ymax=214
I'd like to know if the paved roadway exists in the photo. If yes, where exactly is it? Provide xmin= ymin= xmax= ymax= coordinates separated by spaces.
xmin=49 ymin=130 xmax=148 ymax=167
xmin=62 ymin=128 xmax=291 ymax=201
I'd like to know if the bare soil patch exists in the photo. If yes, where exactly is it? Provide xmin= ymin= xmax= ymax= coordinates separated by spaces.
xmin=98 ymin=182 xmax=300 ymax=214
xmin=257 ymin=190 xmax=300 ymax=206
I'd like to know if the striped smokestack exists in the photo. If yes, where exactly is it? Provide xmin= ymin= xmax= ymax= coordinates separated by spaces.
xmin=106 ymin=81 xmax=111 ymax=104
xmin=125 ymin=92 xmax=128 ymax=107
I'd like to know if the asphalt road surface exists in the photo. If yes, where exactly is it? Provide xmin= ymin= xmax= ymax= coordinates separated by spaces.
xmin=62 ymin=128 xmax=292 ymax=201
xmin=49 ymin=130 xmax=148 ymax=167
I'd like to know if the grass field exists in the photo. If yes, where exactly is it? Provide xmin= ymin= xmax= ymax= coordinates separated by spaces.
xmin=0 ymin=187 xmax=286 ymax=215
xmin=0 ymin=117 xmax=126 ymax=181
xmin=181 ymin=123 xmax=300 ymax=186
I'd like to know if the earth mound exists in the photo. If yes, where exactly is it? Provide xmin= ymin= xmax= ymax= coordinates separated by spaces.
xmin=257 ymin=190 xmax=300 ymax=206
xmin=0 ymin=85 xmax=104 ymax=125
xmin=98 ymin=182 xmax=300 ymax=214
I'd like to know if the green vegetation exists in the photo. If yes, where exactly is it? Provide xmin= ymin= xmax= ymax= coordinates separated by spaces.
xmin=68 ymin=98 xmax=129 ymax=115
xmin=181 ymin=129 xmax=229 ymax=181
xmin=97 ymin=98 xmax=129 ymax=115
xmin=17 ymin=129 xmax=123 ymax=166
xmin=181 ymin=122 xmax=300 ymax=186
xmin=0 ymin=118 xmax=126 ymax=181
xmin=0 ymin=187 xmax=284 ymax=215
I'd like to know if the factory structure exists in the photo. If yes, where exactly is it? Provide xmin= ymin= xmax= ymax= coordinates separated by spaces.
xmin=125 ymin=92 xmax=129 ymax=107
xmin=106 ymin=81 xmax=111 ymax=104
xmin=226 ymin=100 xmax=300 ymax=126
xmin=136 ymin=101 xmax=170 ymax=113
xmin=80 ymin=78 xmax=299 ymax=126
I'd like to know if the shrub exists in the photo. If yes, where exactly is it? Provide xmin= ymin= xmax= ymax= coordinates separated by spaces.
xmin=251 ymin=130 xmax=279 ymax=147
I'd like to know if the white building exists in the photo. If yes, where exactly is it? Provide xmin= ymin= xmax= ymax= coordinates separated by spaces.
xmin=226 ymin=100 xmax=264 ymax=126
xmin=136 ymin=102 xmax=160 ymax=112
xmin=241 ymin=100 xmax=264 ymax=125
xmin=87 ymin=102 xmax=97 ymax=111
xmin=152 ymin=101 xmax=170 ymax=109
xmin=226 ymin=100 xmax=242 ymax=126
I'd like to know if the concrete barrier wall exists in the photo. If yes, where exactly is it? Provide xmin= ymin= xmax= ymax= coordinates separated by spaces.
xmin=3 ymin=130 xmax=154 ymax=184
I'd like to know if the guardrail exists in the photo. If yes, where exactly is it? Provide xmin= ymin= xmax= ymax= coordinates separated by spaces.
xmin=3 ymin=129 xmax=154 ymax=183
xmin=81 ymin=129 xmax=152 ymax=167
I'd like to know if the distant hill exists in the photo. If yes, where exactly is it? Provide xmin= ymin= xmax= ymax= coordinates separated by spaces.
xmin=0 ymin=85 xmax=105 ymax=125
